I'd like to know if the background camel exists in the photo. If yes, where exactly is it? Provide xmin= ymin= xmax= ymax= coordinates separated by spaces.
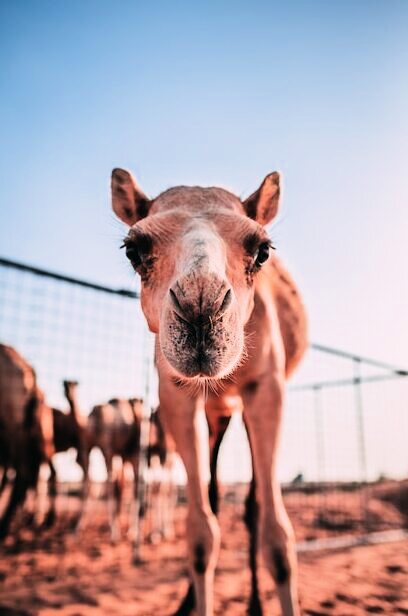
xmin=84 ymin=397 xmax=143 ymax=545
xmin=84 ymin=398 xmax=177 ymax=559
xmin=111 ymin=168 xmax=307 ymax=616
xmin=0 ymin=344 xmax=55 ymax=538
xmin=1 ymin=379 xmax=89 ymax=529
xmin=47 ymin=380 xmax=89 ymax=527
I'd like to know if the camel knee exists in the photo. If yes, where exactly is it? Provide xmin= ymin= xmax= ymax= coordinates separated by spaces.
xmin=187 ymin=511 xmax=220 ymax=577
xmin=259 ymin=519 xmax=296 ymax=587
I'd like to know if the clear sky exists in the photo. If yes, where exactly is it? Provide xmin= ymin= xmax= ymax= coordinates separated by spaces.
xmin=1 ymin=1 xmax=407 ymax=368
xmin=1 ymin=1 xmax=407 ymax=483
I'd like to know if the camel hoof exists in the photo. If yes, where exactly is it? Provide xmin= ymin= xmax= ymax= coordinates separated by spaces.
xmin=148 ymin=530 xmax=162 ymax=545
xmin=132 ymin=554 xmax=145 ymax=566
xmin=41 ymin=509 xmax=56 ymax=529
xmin=22 ymin=511 xmax=36 ymax=527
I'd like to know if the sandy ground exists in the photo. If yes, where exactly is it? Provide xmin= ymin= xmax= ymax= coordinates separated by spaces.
xmin=0 ymin=483 xmax=407 ymax=615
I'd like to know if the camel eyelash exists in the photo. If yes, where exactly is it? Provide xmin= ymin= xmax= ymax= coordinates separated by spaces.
xmin=243 ymin=233 xmax=275 ymax=256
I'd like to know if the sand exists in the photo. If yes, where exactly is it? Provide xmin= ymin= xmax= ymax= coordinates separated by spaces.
xmin=0 ymin=483 xmax=407 ymax=615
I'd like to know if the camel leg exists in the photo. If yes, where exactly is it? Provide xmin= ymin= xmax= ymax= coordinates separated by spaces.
xmin=161 ymin=453 xmax=176 ymax=540
xmin=75 ymin=451 xmax=90 ymax=531
xmin=208 ymin=415 xmax=231 ymax=515
xmin=241 ymin=417 xmax=263 ymax=615
xmin=149 ymin=475 xmax=162 ymax=544
xmin=173 ymin=409 xmax=231 ymax=616
xmin=0 ymin=466 xmax=9 ymax=495
xmin=0 ymin=467 xmax=30 ymax=539
xmin=243 ymin=476 xmax=263 ymax=616
xmin=42 ymin=461 xmax=57 ymax=528
xmin=105 ymin=454 xmax=121 ymax=543
xmin=160 ymin=388 xmax=220 ymax=616
xmin=129 ymin=454 xmax=144 ymax=562
xmin=243 ymin=376 xmax=300 ymax=616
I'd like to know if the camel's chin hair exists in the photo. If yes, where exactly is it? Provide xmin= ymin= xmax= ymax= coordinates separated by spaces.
xmin=168 ymin=341 xmax=250 ymax=399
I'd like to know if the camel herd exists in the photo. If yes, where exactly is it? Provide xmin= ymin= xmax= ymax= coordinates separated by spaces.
xmin=0 ymin=343 xmax=174 ymax=558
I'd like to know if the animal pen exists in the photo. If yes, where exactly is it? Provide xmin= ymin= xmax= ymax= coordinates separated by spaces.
xmin=0 ymin=256 xmax=407 ymax=550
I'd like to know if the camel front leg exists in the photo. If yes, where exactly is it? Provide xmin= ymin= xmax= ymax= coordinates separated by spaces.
xmin=75 ymin=450 xmax=90 ymax=532
xmin=42 ymin=460 xmax=57 ymax=528
xmin=0 ymin=465 xmax=9 ymax=495
xmin=243 ymin=375 xmax=300 ymax=616
xmin=160 ymin=385 xmax=220 ymax=616
xmin=161 ymin=453 xmax=177 ymax=541
xmin=105 ymin=453 xmax=121 ymax=543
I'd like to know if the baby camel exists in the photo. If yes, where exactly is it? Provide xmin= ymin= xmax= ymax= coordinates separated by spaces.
xmin=111 ymin=168 xmax=307 ymax=616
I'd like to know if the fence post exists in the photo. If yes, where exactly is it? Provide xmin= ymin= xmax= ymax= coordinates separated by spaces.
xmin=314 ymin=385 xmax=328 ymax=529
xmin=353 ymin=358 xmax=369 ymax=531
xmin=313 ymin=385 xmax=326 ymax=483
xmin=133 ymin=329 xmax=154 ymax=563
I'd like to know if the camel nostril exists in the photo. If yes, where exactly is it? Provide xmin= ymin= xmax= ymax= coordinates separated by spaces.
xmin=169 ymin=288 xmax=192 ymax=323
xmin=169 ymin=283 xmax=232 ymax=325
xmin=218 ymin=289 xmax=232 ymax=316
xmin=169 ymin=288 xmax=184 ymax=314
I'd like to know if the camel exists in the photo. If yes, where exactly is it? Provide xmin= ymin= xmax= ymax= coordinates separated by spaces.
xmin=0 ymin=344 xmax=54 ymax=538
xmin=53 ymin=381 xmax=88 ymax=467
xmin=111 ymin=168 xmax=308 ymax=616
xmin=1 ymin=380 xmax=89 ymax=528
xmin=68 ymin=390 xmax=174 ymax=555
xmin=84 ymin=397 xmax=144 ymax=547
xmin=48 ymin=380 xmax=89 ymax=526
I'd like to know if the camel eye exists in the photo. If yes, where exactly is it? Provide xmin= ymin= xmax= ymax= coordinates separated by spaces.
xmin=255 ymin=242 xmax=270 ymax=266
xmin=125 ymin=244 xmax=141 ymax=268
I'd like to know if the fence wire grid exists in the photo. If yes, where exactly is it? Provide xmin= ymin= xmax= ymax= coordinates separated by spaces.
xmin=0 ymin=256 xmax=407 ymax=542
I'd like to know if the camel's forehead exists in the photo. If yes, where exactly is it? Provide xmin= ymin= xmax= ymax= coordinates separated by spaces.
xmin=150 ymin=186 xmax=244 ymax=215
xmin=130 ymin=185 xmax=263 ymax=242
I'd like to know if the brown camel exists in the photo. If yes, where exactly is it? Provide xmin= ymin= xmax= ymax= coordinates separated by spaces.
xmin=111 ymin=168 xmax=308 ymax=616
xmin=1 ymin=380 xmax=89 ymax=528
xmin=48 ymin=380 xmax=89 ymax=526
xmin=53 ymin=381 xmax=88 ymax=465
xmin=0 ymin=344 xmax=54 ymax=538
xmin=76 ymin=394 xmax=174 ymax=556
xmin=84 ymin=397 xmax=144 ymax=547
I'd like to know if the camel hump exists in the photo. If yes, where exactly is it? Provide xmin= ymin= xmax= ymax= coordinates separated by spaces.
xmin=268 ymin=257 xmax=308 ymax=378
xmin=0 ymin=344 xmax=37 ymax=425
xmin=0 ymin=343 xmax=36 ymax=386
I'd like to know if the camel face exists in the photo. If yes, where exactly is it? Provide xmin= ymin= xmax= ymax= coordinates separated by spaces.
xmin=112 ymin=169 xmax=280 ymax=381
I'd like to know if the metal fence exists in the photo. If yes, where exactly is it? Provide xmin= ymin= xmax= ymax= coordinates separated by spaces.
xmin=0 ymin=256 xmax=407 ymax=544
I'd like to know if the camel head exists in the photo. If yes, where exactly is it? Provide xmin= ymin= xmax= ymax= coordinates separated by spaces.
xmin=63 ymin=380 xmax=78 ymax=402
xmin=112 ymin=169 xmax=280 ymax=383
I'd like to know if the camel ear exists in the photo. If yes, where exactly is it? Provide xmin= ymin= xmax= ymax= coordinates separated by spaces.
xmin=242 ymin=172 xmax=281 ymax=225
xmin=111 ymin=168 xmax=150 ymax=226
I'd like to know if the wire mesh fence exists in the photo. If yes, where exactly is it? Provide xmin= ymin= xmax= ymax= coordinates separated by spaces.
xmin=0 ymin=257 xmax=151 ymax=410
xmin=0 ymin=256 xmax=407 ymax=545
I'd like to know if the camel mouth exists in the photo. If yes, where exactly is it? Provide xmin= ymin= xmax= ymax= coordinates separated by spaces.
xmin=159 ymin=294 xmax=245 ymax=385
xmin=163 ymin=352 xmax=225 ymax=380
xmin=160 ymin=329 xmax=243 ymax=383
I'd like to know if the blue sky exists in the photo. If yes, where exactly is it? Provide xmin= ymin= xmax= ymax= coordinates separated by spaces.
xmin=1 ymin=0 xmax=408 ymax=369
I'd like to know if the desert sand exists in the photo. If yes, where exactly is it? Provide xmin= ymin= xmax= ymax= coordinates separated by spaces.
xmin=0 ymin=483 xmax=407 ymax=615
